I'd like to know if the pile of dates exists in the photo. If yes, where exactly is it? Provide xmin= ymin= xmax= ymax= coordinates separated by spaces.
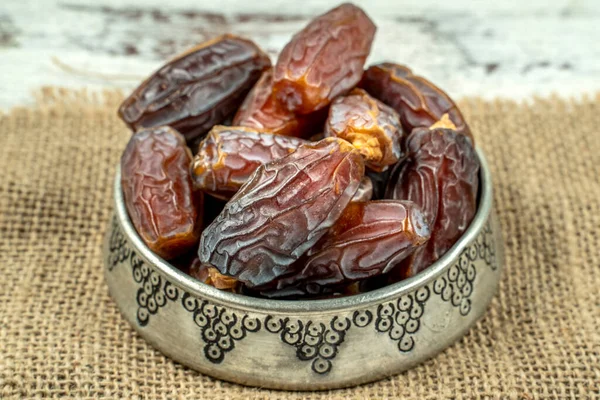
xmin=118 ymin=3 xmax=480 ymax=299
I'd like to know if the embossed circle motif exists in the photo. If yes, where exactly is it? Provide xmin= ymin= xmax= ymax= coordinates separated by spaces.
xmin=375 ymin=287 xmax=430 ymax=352
xmin=130 ymin=251 xmax=179 ymax=326
xmin=107 ymin=216 xmax=129 ymax=271
xmin=433 ymin=220 xmax=496 ymax=315
xmin=264 ymin=315 xmax=353 ymax=374
xmin=106 ymin=216 xmax=497 ymax=374
xmin=182 ymin=294 xmax=261 ymax=363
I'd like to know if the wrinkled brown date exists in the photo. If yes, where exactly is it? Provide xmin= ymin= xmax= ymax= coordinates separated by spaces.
xmin=121 ymin=126 xmax=202 ymax=260
xmin=325 ymin=88 xmax=404 ymax=171
xmin=352 ymin=176 xmax=373 ymax=202
xmin=359 ymin=63 xmax=472 ymax=139
xmin=118 ymin=34 xmax=271 ymax=142
xmin=386 ymin=127 xmax=479 ymax=278
xmin=273 ymin=3 xmax=376 ymax=114
xmin=199 ymin=138 xmax=365 ymax=288
xmin=232 ymin=69 xmax=326 ymax=137
xmin=189 ymin=257 xmax=239 ymax=291
xmin=191 ymin=126 xmax=308 ymax=199
xmin=261 ymin=201 xmax=430 ymax=298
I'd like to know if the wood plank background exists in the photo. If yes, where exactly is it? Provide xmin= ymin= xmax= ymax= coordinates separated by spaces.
xmin=1 ymin=0 xmax=599 ymax=108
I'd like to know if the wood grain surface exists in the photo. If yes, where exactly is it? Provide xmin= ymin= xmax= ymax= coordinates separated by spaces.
xmin=1 ymin=0 xmax=599 ymax=108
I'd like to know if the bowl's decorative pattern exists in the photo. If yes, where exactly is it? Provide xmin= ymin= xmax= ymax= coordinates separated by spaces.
xmin=433 ymin=221 xmax=497 ymax=316
xmin=264 ymin=314 xmax=351 ymax=374
xmin=106 ymin=214 xmax=499 ymax=376
xmin=373 ymin=286 xmax=430 ymax=354
xmin=108 ymin=217 xmax=180 ymax=326
xmin=181 ymin=293 xmax=262 ymax=364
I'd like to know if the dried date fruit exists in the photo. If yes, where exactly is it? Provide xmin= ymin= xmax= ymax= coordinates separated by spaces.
xmin=325 ymin=88 xmax=404 ymax=171
xmin=386 ymin=127 xmax=479 ymax=278
xmin=351 ymin=176 xmax=373 ymax=202
xmin=191 ymin=126 xmax=308 ymax=199
xmin=359 ymin=63 xmax=472 ymax=139
xmin=232 ymin=69 xmax=298 ymax=135
xmin=261 ymin=201 xmax=430 ymax=298
xmin=429 ymin=113 xmax=457 ymax=130
xmin=189 ymin=257 xmax=239 ymax=291
xmin=232 ymin=68 xmax=326 ymax=137
xmin=199 ymin=138 xmax=365 ymax=288
xmin=118 ymin=34 xmax=271 ymax=142
xmin=121 ymin=126 xmax=202 ymax=260
xmin=273 ymin=3 xmax=376 ymax=114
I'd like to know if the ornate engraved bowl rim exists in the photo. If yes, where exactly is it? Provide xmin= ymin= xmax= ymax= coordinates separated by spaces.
xmin=112 ymin=147 xmax=492 ymax=315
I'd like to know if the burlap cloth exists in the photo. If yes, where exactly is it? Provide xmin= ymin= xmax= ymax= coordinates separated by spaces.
xmin=0 ymin=90 xmax=598 ymax=399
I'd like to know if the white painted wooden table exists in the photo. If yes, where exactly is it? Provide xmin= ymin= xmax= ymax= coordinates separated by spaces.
xmin=1 ymin=0 xmax=599 ymax=108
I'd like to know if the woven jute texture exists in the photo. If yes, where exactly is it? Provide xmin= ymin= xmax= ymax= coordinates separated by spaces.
xmin=0 ymin=90 xmax=599 ymax=399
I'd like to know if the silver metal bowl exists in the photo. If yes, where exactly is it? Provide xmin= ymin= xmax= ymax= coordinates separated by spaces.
xmin=103 ymin=148 xmax=503 ymax=391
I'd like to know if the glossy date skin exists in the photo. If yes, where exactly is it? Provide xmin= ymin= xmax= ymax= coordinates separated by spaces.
xmin=359 ymin=63 xmax=472 ymax=139
xmin=325 ymin=88 xmax=404 ymax=171
xmin=351 ymin=176 xmax=373 ymax=202
xmin=261 ymin=201 xmax=431 ymax=298
xmin=191 ymin=126 xmax=308 ymax=199
xmin=118 ymin=34 xmax=271 ymax=142
xmin=386 ymin=128 xmax=479 ymax=278
xmin=232 ymin=69 xmax=326 ymax=137
xmin=199 ymin=138 xmax=365 ymax=288
xmin=121 ymin=126 xmax=202 ymax=260
xmin=273 ymin=3 xmax=376 ymax=114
